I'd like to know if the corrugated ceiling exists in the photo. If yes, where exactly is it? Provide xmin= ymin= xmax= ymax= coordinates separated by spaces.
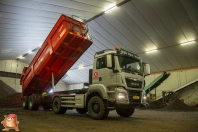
xmin=0 ymin=0 xmax=198 ymax=84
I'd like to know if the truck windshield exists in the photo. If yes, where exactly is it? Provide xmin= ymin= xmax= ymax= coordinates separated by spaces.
xmin=118 ymin=55 xmax=142 ymax=75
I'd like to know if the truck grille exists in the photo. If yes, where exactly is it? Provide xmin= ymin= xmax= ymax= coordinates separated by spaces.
xmin=125 ymin=78 xmax=142 ymax=88
xmin=128 ymin=91 xmax=141 ymax=103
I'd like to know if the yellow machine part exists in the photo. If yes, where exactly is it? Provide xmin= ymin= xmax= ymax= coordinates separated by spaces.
xmin=42 ymin=92 xmax=48 ymax=98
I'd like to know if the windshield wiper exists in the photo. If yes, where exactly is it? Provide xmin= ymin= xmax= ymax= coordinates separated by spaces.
xmin=122 ymin=69 xmax=142 ymax=75
xmin=122 ymin=69 xmax=136 ymax=74
xmin=131 ymin=69 xmax=143 ymax=75
xmin=122 ymin=69 xmax=131 ymax=73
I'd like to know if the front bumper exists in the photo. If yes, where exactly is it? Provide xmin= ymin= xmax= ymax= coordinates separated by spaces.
xmin=115 ymin=87 xmax=142 ymax=106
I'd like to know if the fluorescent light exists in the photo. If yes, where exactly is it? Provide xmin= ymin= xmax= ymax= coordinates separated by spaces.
xmin=18 ymin=56 xmax=24 ymax=59
xmin=146 ymin=49 xmax=157 ymax=53
xmin=1 ymin=49 xmax=13 ymax=53
xmin=181 ymin=41 xmax=195 ymax=46
xmin=105 ymin=6 xmax=117 ymax=13
xmin=78 ymin=65 xmax=84 ymax=69
xmin=104 ymin=4 xmax=116 ymax=11
xmin=28 ymin=50 xmax=33 ymax=54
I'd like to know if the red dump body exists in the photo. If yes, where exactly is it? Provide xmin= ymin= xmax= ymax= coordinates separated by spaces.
xmin=20 ymin=15 xmax=92 ymax=95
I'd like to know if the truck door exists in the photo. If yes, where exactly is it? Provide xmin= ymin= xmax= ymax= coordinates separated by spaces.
xmin=92 ymin=55 xmax=116 ymax=87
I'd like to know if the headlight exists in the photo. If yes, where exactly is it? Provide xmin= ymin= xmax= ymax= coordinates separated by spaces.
xmin=117 ymin=93 xmax=127 ymax=100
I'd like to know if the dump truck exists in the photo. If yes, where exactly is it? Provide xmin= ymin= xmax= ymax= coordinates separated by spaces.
xmin=20 ymin=14 xmax=150 ymax=120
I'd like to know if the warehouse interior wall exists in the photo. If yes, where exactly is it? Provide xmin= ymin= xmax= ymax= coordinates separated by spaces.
xmin=0 ymin=60 xmax=27 ymax=73
xmin=179 ymin=81 xmax=198 ymax=106
xmin=68 ymin=83 xmax=84 ymax=90
xmin=145 ymin=68 xmax=198 ymax=106
xmin=0 ymin=77 xmax=21 ymax=92
xmin=0 ymin=60 xmax=68 ymax=92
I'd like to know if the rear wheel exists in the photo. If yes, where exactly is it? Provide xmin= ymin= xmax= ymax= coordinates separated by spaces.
xmin=28 ymin=95 xmax=39 ymax=110
xmin=76 ymin=108 xmax=87 ymax=114
xmin=88 ymin=96 xmax=108 ymax=120
xmin=116 ymin=108 xmax=135 ymax=117
xmin=22 ymin=96 xmax=29 ymax=109
xmin=53 ymin=97 xmax=66 ymax=114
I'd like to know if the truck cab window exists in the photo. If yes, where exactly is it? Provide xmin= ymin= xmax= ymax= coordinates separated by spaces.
xmin=118 ymin=55 xmax=142 ymax=74
xmin=96 ymin=57 xmax=106 ymax=69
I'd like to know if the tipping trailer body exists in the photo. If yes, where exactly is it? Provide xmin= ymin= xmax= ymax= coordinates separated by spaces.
xmin=20 ymin=15 xmax=92 ymax=95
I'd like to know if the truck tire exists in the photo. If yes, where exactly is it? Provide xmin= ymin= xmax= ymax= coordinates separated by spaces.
xmin=53 ymin=97 xmax=66 ymax=114
xmin=76 ymin=108 xmax=87 ymax=114
xmin=28 ymin=95 xmax=39 ymax=110
xmin=22 ymin=96 xmax=29 ymax=109
xmin=88 ymin=96 xmax=108 ymax=120
xmin=116 ymin=108 xmax=135 ymax=117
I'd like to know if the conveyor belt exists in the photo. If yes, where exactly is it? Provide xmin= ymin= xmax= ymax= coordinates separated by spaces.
xmin=144 ymin=72 xmax=170 ymax=94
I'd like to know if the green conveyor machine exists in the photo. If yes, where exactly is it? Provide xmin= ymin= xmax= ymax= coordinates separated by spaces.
xmin=144 ymin=72 xmax=170 ymax=95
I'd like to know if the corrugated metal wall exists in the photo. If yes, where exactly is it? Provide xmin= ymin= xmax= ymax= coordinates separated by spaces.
xmin=145 ymin=68 xmax=198 ymax=106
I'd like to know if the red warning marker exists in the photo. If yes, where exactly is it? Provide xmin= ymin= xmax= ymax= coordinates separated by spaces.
xmin=93 ymin=72 xmax=98 ymax=78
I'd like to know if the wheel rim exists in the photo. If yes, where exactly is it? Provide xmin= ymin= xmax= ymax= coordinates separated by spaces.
xmin=22 ymin=98 xmax=26 ymax=107
xmin=29 ymin=98 xmax=33 ymax=107
xmin=92 ymin=103 xmax=100 ymax=114
xmin=54 ymin=100 xmax=59 ymax=109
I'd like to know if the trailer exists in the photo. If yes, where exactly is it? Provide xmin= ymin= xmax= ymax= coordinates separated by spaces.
xmin=20 ymin=14 xmax=92 ymax=110
xmin=20 ymin=14 xmax=150 ymax=120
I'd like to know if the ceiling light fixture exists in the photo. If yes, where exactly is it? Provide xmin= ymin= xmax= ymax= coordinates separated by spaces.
xmin=181 ymin=41 xmax=195 ymax=46
xmin=146 ymin=49 xmax=157 ymax=53
xmin=18 ymin=56 xmax=24 ymax=59
xmin=105 ymin=6 xmax=117 ymax=13
xmin=28 ymin=50 xmax=33 ymax=54
xmin=1 ymin=49 xmax=13 ymax=53
xmin=16 ymin=44 xmax=41 ymax=60
xmin=78 ymin=65 xmax=84 ymax=69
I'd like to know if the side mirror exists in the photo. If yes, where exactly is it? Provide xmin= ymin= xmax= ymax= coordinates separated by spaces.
xmin=143 ymin=63 xmax=150 ymax=75
xmin=106 ymin=54 xmax=112 ymax=68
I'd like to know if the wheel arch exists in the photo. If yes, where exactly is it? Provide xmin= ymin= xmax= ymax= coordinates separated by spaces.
xmin=87 ymin=92 xmax=101 ymax=103
xmin=52 ymin=95 xmax=60 ymax=101
xmin=88 ymin=84 xmax=108 ymax=99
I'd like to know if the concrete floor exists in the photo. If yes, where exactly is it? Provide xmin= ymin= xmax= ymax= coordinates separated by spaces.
xmin=0 ymin=108 xmax=198 ymax=132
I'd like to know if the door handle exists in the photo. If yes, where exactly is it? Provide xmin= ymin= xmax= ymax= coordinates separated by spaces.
xmin=99 ymin=77 xmax=102 ymax=81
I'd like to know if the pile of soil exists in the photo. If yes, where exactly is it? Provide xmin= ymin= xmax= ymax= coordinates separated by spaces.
xmin=0 ymin=79 xmax=22 ymax=108
xmin=0 ymin=92 xmax=22 ymax=108
xmin=0 ymin=79 xmax=17 ymax=99
xmin=161 ymin=98 xmax=197 ymax=111
xmin=142 ymin=101 xmax=165 ymax=109
xmin=193 ymin=104 xmax=198 ymax=107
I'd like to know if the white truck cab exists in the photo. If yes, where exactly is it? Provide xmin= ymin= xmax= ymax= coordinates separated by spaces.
xmin=52 ymin=46 xmax=150 ymax=120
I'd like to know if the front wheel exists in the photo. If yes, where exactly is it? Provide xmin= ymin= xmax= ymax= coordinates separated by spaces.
xmin=88 ymin=96 xmax=108 ymax=120
xmin=52 ymin=97 xmax=66 ymax=114
xmin=116 ymin=108 xmax=135 ymax=117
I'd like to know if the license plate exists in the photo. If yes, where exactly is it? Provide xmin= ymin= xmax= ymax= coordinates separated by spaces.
xmin=133 ymin=96 xmax=139 ymax=99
